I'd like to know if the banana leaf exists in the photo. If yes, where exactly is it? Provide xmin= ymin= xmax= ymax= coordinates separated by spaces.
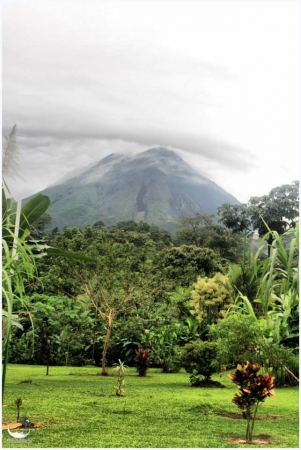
xmin=45 ymin=247 xmax=97 ymax=264
xmin=19 ymin=194 xmax=51 ymax=238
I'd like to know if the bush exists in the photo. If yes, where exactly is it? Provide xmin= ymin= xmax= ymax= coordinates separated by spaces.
xmin=181 ymin=341 xmax=218 ymax=385
xmin=8 ymin=333 xmax=35 ymax=365
xmin=161 ymin=346 xmax=182 ymax=373
xmin=190 ymin=273 xmax=233 ymax=324
xmin=209 ymin=315 xmax=299 ymax=386
xmin=209 ymin=314 xmax=264 ymax=368
xmin=257 ymin=342 xmax=299 ymax=386
xmin=134 ymin=348 xmax=152 ymax=376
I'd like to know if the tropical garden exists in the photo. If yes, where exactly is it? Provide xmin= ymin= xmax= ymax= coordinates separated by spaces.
xmin=2 ymin=127 xmax=299 ymax=447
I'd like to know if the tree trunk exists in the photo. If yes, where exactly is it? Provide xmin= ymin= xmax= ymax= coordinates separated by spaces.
xmin=101 ymin=316 xmax=113 ymax=375
xmin=46 ymin=338 xmax=51 ymax=375
xmin=267 ymin=234 xmax=273 ymax=257
xmin=46 ymin=347 xmax=50 ymax=376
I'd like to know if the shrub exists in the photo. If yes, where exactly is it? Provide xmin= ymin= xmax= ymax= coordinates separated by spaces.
xmin=229 ymin=362 xmax=275 ymax=443
xmin=181 ymin=341 xmax=218 ymax=385
xmin=209 ymin=314 xmax=263 ymax=368
xmin=190 ymin=273 xmax=233 ymax=324
xmin=134 ymin=348 xmax=152 ymax=376
xmin=161 ymin=346 xmax=182 ymax=373
xmin=209 ymin=315 xmax=299 ymax=385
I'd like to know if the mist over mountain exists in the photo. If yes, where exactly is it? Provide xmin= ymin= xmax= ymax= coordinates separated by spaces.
xmin=31 ymin=147 xmax=240 ymax=231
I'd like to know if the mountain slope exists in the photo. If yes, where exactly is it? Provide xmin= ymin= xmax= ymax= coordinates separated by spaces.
xmin=31 ymin=147 xmax=240 ymax=230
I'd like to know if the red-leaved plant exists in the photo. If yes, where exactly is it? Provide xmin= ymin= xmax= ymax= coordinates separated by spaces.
xmin=228 ymin=362 xmax=275 ymax=443
xmin=134 ymin=348 xmax=152 ymax=376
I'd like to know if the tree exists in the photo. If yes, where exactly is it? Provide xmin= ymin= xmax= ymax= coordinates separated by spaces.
xmin=77 ymin=241 xmax=161 ymax=375
xmin=92 ymin=220 xmax=106 ymax=230
xmin=158 ymin=245 xmax=220 ymax=286
xmin=29 ymin=213 xmax=52 ymax=238
xmin=111 ymin=285 xmax=195 ymax=370
xmin=248 ymin=181 xmax=299 ymax=246
xmin=175 ymin=214 xmax=214 ymax=246
xmin=218 ymin=181 xmax=299 ymax=255
xmin=109 ymin=221 xmax=172 ymax=248
xmin=217 ymin=203 xmax=250 ymax=233
xmin=174 ymin=214 xmax=241 ymax=262
xmin=9 ymin=295 xmax=94 ymax=371
xmin=203 ymin=224 xmax=242 ymax=261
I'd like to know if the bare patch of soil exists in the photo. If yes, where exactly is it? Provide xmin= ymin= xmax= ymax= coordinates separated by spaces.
xmin=226 ymin=434 xmax=272 ymax=445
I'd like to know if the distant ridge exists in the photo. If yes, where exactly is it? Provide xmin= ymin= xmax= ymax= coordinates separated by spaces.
xmin=27 ymin=147 xmax=240 ymax=231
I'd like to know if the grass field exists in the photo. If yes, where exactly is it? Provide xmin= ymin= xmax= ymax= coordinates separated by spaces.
xmin=2 ymin=364 xmax=299 ymax=448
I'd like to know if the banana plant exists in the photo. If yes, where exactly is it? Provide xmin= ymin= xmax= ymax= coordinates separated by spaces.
xmin=265 ymin=289 xmax=299 ymax=345
xmin=225 ymin=222 xmax=299 ymax=384
xmin=256 ymin=221 xmax=299 ymax=316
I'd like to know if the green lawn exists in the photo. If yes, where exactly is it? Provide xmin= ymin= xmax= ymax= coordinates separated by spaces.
xmin=2 ymin=364 xmax=299 ymax=448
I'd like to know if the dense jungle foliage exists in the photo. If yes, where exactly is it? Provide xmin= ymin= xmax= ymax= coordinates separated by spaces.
xmin=5 ymin=209 xmax=299 ymax=386
xmin=8 ymin=216 xmax=240 ymax=368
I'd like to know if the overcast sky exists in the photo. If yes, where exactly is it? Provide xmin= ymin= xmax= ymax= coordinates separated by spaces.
xmin=2 ymin=0 xmax=300 ymax=203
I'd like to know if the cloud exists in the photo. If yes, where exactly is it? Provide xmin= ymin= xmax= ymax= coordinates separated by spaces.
xmin=2 ymin=1 xmax=253 ymax=175
xmin=2 ymin=1 xmax=299 ymax=203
